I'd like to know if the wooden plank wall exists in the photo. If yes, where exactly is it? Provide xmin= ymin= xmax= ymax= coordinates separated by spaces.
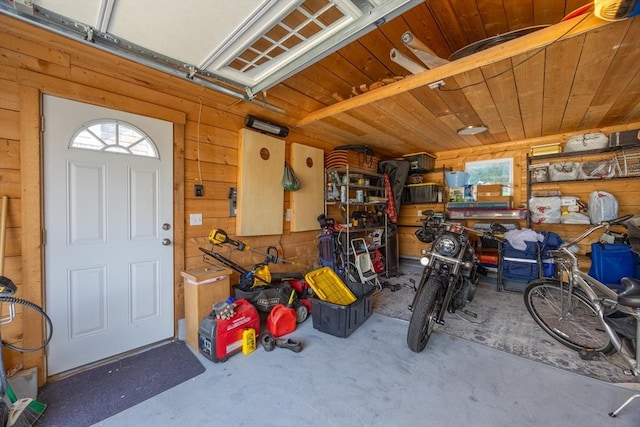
xmin=0 ymin=15 xmax=326 ymax=382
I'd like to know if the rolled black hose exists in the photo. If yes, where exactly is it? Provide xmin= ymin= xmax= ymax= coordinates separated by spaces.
xmin=0 ymin=296 xmax=53 ymax=353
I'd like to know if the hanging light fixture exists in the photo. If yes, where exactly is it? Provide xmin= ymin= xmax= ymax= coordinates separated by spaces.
xmin=457 ymin=125 xmax=489 ymax=136
xmin=244 ymin=115 xmax=289 ymax=137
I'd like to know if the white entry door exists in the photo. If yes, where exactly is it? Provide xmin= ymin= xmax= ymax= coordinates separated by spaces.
xmin=43 ymin=95 xmax=174 ymax=375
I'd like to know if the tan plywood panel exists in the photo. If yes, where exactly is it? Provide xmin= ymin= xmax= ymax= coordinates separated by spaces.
xmin=290 ymin=143 xmax=324 ymax=232
xmin=237 ymin=129 xmax=284 ymax=236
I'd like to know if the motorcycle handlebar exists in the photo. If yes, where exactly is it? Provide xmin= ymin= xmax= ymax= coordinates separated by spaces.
xmin=422 ymin=220 xmax=506 ymax=242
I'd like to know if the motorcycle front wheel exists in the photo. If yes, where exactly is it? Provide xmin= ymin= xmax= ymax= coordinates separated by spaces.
xmin=524 ymin=278 xmax=613 ymax=353
xmin=407 ymin=276 xmax=442 ymax=353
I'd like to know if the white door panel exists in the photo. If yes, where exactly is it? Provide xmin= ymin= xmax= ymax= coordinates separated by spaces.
xmin=43 ymin=95 xmax=174 ymax=375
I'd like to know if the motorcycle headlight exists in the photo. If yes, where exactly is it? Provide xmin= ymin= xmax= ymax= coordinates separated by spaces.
xmin=433 ymin=233 xmax=461 ymax=257
xmin=419 ymin=256 xmax=430 ymax=266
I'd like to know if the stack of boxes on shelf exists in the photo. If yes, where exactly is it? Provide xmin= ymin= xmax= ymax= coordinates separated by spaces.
xmin=401 ymin=152 xmax=441 ymax=204
xmin=446 ymin=171 xmax=524 ymax=219
xmin=476 ymin=184 xmax=513 ymax=208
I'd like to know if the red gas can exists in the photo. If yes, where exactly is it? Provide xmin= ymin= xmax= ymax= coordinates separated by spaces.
xmin=267 ymin=304 xmax=296 ymax=337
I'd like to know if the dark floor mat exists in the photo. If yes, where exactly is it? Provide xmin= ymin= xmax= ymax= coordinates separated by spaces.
xmin=36 ymin=341 xmax=205 ymax=426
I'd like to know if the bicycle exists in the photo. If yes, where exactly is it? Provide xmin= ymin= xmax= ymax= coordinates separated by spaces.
xmin=522 ymin=214 xmax=640 ymax=418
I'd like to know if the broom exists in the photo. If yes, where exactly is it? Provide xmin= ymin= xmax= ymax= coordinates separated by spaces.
xmin=5 ymin=383 xmax=46 ymax=427
xmin=0 ymin=196 xmax=47 ymax=426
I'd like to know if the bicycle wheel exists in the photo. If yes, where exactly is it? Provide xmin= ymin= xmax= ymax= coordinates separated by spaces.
xmin=524 ymin=278 xmax=613 ymax=353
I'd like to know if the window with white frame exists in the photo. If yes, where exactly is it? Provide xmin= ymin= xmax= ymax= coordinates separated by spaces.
xmin=69 ymin=120 xmax=159 ymax=159
xmin=465 ymin=158 xmax=513 ymax=195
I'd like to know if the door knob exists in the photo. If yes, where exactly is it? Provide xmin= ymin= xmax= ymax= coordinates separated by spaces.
xmin=162 ymin=238 xmax=172 ymax=246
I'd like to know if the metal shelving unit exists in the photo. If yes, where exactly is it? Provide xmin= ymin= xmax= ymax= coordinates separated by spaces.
xmin=525 ymin=143 xmax=640 ymax=227
xmin=325 ymin=166 xmax=389 ymax=277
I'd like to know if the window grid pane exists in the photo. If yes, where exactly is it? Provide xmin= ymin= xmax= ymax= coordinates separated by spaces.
xmin=229 ymin=0 xmax=345 ymax=73
xmin=70 ymin=120 xmax=159 ymax=159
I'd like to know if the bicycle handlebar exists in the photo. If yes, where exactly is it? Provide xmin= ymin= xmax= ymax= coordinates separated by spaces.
xmin=561 ymin=214 xmax=633 ymax=248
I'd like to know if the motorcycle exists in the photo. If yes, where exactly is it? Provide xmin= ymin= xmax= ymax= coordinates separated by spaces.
xmin=407 ymin=211 xmax=499 ymax=352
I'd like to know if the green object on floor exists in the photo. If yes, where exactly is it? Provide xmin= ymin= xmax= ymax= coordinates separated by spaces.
xmin=5 ymin=382 xmax=46 ymax=426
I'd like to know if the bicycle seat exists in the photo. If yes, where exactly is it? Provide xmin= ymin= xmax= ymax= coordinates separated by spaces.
xmin=617 ymin=277 xmax=640 ymax=308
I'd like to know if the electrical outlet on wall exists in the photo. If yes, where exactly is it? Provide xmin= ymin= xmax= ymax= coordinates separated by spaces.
xmin=189 ymin=213 xmax=203 ymax=226
xmin=417 ymin=210 xmax=422 ymax=216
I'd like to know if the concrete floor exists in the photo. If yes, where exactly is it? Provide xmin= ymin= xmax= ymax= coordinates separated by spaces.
xmin=93 ymin=311 xmax=640 ymax=427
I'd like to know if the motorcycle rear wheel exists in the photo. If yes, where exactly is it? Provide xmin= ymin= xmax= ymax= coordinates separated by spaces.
xmin=407 ymin=276 xmax=442 ymax=353
xmin=524 ymin=278 xmax=613 ymax=353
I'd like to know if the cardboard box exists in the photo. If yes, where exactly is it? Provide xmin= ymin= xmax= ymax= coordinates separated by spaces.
xmin=181 ymin=267 xmax=232 ymax=352
xmin=448 ymin=187 xmax=465 ymax=202
xmin=560 ymin=196 xmax=578 ymax=206
xmin=561 ymin=204 xmax=580 ymax=213
xmin=477 ymin=184 xmax=504 ymax=196
xmin=448 ymin=185 xmax=476 ymax=202
xmin=477 ymin=185 xmax=506 ymax=201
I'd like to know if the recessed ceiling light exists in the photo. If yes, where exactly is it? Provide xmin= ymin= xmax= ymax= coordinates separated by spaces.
xmin=457 ymin=125 xmax=488 ymax=135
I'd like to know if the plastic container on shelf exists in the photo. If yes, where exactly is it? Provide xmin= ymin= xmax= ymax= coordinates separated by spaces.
xmin=403 ymin=152 xmax=436 ymax=172
xmin=406 ymin=183 xmax=442 ymax=203
xmin=445 ymin=171 xmax=470 ymax=187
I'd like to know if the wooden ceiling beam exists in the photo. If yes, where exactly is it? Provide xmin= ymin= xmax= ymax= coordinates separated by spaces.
xmin=296 ymin=13 xmax=610 ymax=127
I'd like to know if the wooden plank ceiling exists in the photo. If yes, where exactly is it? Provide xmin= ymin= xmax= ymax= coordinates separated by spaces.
xmin=255 ymin=0 xmax=640 ymax=158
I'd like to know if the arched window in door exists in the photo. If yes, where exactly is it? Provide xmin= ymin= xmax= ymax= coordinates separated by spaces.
xmin=69 ymin=119 xmax=160 ymax=159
